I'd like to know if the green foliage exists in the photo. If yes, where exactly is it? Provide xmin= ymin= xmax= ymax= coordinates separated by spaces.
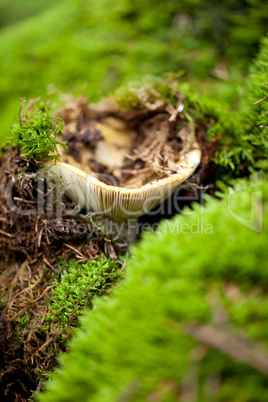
xmin=112 ymin=73 xmax=188 ymax=109
xmin=206 ymin=108 xmax=256 ymax=172
xmin=46 ymin=258 xmax=122 ymax=330
xmin=112 ymin=76 xmax=266 ymax=175
xmin=16 ymin=311 xmax=31 ymax=328
xmin=10 ymin=102 xmax=65 ymax=161
xmin=0 ymin=0 xmax=59 ymax=28
xmin=1 ymin=0 xmax=268 ymax=142
xmin=244 ymin=34 xmax=268 ymax=170
xmin=39 ymin=176 xmax=268 ymax=402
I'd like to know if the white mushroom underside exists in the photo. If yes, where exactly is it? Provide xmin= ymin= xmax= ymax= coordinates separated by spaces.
xmin=43 ymin=143 xmax=201 ymax=220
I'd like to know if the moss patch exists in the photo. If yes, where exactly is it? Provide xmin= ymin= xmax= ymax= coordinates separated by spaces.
xmin=1 ymin=0 xmax=268 ymax=142
xmin=10 ymin=100 xmax=66 ymax=163
xmin=0 ymin=255 xmax=123 ymax=401
xmin=46 ymin=258 xmax=122 ymax=331
xmin=39 ymin=177 xmax=268 ymax=402
xmin=245 ymin=34 xmax=268 ymax=170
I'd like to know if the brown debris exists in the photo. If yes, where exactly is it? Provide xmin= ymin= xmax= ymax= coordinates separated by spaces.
xmin=0 ymin=146 xmax=123 ymax=400
xmin=87 ymin=158 xmax=119 ymax=186
xmin=80 ymin=121 xmax=103 ymax=147
xmin=56 ymin=91 xmax=218 ymax=189
xmin=63 ymin=121 xmax=103 ymax=161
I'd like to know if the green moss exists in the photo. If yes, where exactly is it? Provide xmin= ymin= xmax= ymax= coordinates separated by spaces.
xmin=0 ymin=0 xmax=59 ymax=28
xmin=46 ymin=258 xmax=122 ymax=331
xmin=112 ymin=74 xmax=187 ymax=109
xmin=244 ymin=34 xmax=268 ymax=170
xmin=112 ymin=76 xmax=266 ymax=175
xmin=1 ymin=0 xmax=268 ymax=142
xmin=10 ymin=102 xmax=66 ymax=162
xmin=16 ymin=311 xmax=32 ymax=328
xmin=12 ymin=256 xmax=122 ymax=382
xmin=39 ymin=177 xmax=268 ymax=402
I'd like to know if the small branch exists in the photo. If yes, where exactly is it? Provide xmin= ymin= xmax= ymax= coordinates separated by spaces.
xmin=186 ymin=323 xmax=268 ymax=376
xmin=44 ymin=257 xmax=57 ymax=273
xmin=120 ymin=262 xmax=126 ymax=274
xmin=185 ymin=180 xmax=211 ymax=191
xmin=0 ymin=229 xmax=13 ymax=238
xmin=13 ymin=197 xmax=36 ymax=204
xmin=253 ymin=96 xmax=268 ymax=105
xmin=63 ymin=243 xmax=85 ymax=258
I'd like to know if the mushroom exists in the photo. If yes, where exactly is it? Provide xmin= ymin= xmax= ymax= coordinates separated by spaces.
xmin=43 ymin=118 xmax=201 ymax=221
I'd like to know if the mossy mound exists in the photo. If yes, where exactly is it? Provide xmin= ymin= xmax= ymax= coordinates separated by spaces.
xmin=39 ymin=176 xmax=268 ymax=402
xmin=244 ymin=34 xmax=268 ymax=170
xmin=0 ymin=256 xmax=123 ymax=401
xmin=1 ymin=0 xmax=268 ymax=142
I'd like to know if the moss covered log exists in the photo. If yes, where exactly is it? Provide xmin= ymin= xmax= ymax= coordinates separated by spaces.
xmin=39 ymin=176 xmax=268 ymax=402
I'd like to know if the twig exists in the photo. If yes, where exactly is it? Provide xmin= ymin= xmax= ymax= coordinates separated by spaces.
xmin=186 ymin=323 xmax=268 ymax=376
xmin=0 ymin=229 xmax=13 ymax=238
xmin=63 ymin=243 xmax=85 ymax=258
xmin=254 ymin=96 xmax=268 ymax=105
xmin=185 ymin=180 xmax=211 ymax=191
xmin=120 ymin=262 xmax=126 ymax=274
xmin=44 ymin=258 xmax=57 ymax=273
xmin=37 ymin=227 xmax=43 ymax=247
xmin=13 ymin=197 xmax=36 ymax=204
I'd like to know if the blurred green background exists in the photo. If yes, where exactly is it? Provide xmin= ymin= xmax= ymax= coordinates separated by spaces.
xmin=0 ymin=0 xmax=268 ymax=143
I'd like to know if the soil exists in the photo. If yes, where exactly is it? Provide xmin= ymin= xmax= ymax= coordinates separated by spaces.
xmin=0 ymin=147 xmax=124 ymax=401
